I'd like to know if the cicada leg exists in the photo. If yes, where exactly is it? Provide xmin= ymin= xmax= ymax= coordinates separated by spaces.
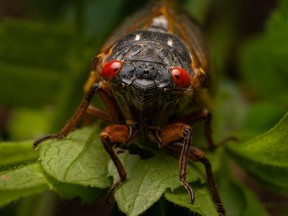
xmin=174 ymin=108 xmax=236 ymax=150
xmin=33 ymin=81 xmax=123 ymax=149
xmin=86 ymin=105 xmax=111 ymax=122
xmin=33 ymin=83 xmax=100 ymax=148
xmin=151 ymin=123 xmax=195 ymax=203
xmin=166 ymin=142 xmax=225 ymax=216
xmin=152 ymin=122 xmax=225 ymax=215
xmin=100 ymin=124 xmax=136 ymax=203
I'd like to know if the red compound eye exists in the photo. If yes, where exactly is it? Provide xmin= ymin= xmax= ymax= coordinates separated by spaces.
xmin=171 ymin=67 xmax=191 ymax=88
xmin=102 ymin=60 xmax=123 ymax=80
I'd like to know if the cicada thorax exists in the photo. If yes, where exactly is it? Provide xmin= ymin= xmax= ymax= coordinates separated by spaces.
xmin=86 ymin=3 xmax=210 ymax=127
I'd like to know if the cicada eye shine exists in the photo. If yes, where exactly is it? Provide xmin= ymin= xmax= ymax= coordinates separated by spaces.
xmin=102 ymin=60 xmax=123 ymax=80
xmin=170 ymin=67 xmax=191 ymax=88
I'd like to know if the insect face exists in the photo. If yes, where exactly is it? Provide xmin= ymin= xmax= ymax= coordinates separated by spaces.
xmin=99 ymin=30 xmax=196 ymax=124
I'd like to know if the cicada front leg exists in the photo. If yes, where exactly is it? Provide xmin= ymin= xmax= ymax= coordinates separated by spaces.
xmin=33 ymin=79 xmax=123 ymax=149
xmin=33 ymin=83 xmax=100 ymax=149
xmin=100 ymin=124 xmax=136 ymax=203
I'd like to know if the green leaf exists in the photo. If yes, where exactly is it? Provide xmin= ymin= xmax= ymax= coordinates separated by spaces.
xmin=0 ymin=141 xmax=39 ymax=167
xmin=165 ymin=186 xmax=218 ymax=216
xmin=164 ymin=157 xmax=269 ymax=216
xmin=0 ymin=163 xmax=48 ymax=206
xmin=39 ymin=126 xmax=110 ymax=188
xmin=108 ymin=150 xmax=221 ymax=216
xmin=43 ymin=172 xmax=105 ymax=203
xmin=227 ymin=111 xmax=288 ymax=194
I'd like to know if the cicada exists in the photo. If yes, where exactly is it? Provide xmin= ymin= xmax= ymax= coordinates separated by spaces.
xmin=34 ymin=0 xmax=225 ymax=215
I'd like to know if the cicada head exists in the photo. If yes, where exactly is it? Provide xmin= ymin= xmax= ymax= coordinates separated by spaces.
xmin=101 ymin=30 xmax=198 ymax=90
xmin=98 ymin=30 xmax=204 ymax=124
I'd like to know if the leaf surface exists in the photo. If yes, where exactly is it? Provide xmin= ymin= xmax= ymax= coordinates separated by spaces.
xmin=0 ymin=163 xmax=48 ymax=206
xmin=228 ymin=112 xmax=288 ymax=193
xmin=108 ymin=151 xmax=221 ymax=216
xmin=39 ymin=127 xmax=111 ymax=188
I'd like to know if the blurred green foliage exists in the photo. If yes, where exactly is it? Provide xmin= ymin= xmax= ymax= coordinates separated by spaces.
xmin=0 ymin=0 xmax=288 ymax=215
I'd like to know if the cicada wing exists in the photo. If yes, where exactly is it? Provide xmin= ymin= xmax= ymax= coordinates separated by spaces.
xmin=173 ymin=12 xmax=209 ymax=71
